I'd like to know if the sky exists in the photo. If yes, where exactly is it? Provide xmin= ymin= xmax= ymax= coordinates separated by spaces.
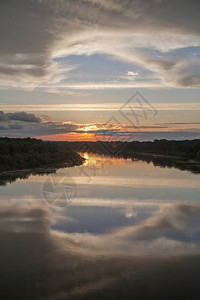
xmin=0 ymin=0 xmax=200 ymax=141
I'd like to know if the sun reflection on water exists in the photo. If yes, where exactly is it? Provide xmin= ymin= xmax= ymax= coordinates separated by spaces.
xmin=84 ymin=153 xmax=89 ymax=160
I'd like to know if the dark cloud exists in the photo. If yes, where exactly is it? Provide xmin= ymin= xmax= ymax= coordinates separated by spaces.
xmin=0 ymin=0 xmax=200 ymax=88
xmin=7 ymin=112 xmax=42 ymax=123
xmin=0 ymin=111 xmax=41 ymax=123
xmin=0 ymin=110 xmax=78 ymax=137
xmin=8 ymin=124 xmax=23 ymax=130
xmin=147 ymin=59 xmax=178 ymax=72
xmin=0 ymin=124 xmax=23 ymax=130
xmin=176 ymin=74 xmax=200 ymax=88
xmin=0 ymin=109 xmax=199 ymax=140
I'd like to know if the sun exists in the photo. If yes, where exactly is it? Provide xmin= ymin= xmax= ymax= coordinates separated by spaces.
xmin=81 ymin=125 xmax=97 ymax=132
xmin=84 ymin=126 xmax=91 ymax=132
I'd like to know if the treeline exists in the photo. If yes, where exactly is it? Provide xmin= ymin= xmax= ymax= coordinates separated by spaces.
xmin=0 ymin=137 xmax=84 ymax=171
xmin=1 ymin=138 xmax=199 ymax=172
xmin=125 ymin=139 xmax=200 ymax=161
xmin=68 ymin=139 xmax=200 ymax=161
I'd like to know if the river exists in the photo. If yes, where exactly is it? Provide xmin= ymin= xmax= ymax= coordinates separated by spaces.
xmin=0 ymin=153 xmax=200 ymax=299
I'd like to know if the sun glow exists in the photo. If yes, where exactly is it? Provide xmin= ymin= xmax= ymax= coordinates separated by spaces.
xmin=84 ymin=126 xmax=91 ymax=132
xmin=81 ymin=125 xmax=97 ymax=132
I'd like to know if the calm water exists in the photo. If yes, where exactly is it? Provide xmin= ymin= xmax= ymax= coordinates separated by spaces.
xmin=0 ymin=153 xmax=200 ymax=299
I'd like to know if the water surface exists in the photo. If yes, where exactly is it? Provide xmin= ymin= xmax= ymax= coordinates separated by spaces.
xmin=0 ymin=154 xmax=200 ymax=299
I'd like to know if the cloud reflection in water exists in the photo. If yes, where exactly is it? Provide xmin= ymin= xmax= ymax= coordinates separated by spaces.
xmin=0 ymin=155 xmax=200 ymax=299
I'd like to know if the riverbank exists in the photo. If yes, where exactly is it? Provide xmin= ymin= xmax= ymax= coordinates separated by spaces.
xmin=0 ymin=137 xmax=84 ymax=171
xmin=68 ymin=139 xmax=200 ymax=162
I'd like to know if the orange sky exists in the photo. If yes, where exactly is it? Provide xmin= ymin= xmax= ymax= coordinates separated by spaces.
xmin=35 ymin=132 xmax=98 ymax=142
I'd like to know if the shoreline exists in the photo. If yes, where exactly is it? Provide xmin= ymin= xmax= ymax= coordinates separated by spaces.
xmin=125 ymin=151 xmax=200 ymax=165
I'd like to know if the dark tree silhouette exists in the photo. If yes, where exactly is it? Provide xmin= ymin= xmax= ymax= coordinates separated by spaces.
xmin=0 ymin=137 xmax=84 ymax=171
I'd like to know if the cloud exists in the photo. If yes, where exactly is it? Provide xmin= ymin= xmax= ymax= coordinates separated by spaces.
xmin=0 ymin=110 xmax=79 ymax=137
xmin=8 ymin=112 xmax=41 ymax=123
xmin=176 ymin=74 xmax=200 ymax=88
xmin=0 ymin=0 xmax=200 ymax=90
xmin=1 ymin=102 xmax=200 ymax=111
xmin=127 ymin=71 xmax=139 ymax=76
xmin=0 ymin=109 xmax=199 ymax=140
xmin=0 ymin=121 xmax=78 ymax=137
xmin=0 ymin=111 xmax=41 ymax=123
